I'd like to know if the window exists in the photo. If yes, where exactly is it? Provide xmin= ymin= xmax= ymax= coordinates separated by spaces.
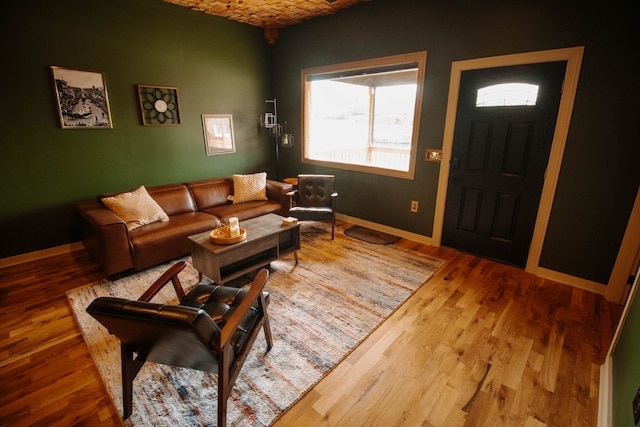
xmin=302 ymin=52 xmax=427 ymax=179
xmin=476 ymin=83 xmax=539 ymax=107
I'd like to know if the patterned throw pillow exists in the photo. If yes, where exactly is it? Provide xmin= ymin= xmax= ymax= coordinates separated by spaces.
xmin=230 ymin=172 xmax=268 ymax=204
xmin=101 ymin=185 xmax=169 ymax=231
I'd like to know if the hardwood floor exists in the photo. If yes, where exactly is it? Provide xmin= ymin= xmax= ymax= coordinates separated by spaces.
xmin=0 ymin=233 xmax=622 ymax=426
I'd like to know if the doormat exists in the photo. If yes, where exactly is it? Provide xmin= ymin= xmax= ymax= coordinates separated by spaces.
xmin=344 ymin=225 xmax=401 ymax=245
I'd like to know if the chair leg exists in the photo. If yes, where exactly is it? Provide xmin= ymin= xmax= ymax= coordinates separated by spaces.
xmin=260 ymin=293 xmax=273 ymax=350
xmin=218 ymin=391 xmax=227 ymax=427
xmin=218 ymin=348 xmax=231 ymax=427
xmin=331 ymin=216 xmax=335 ymax=240
xmin=120 ymin=343 xmax=146 ymax=420
xmin=121 ymin=344 xmax=135 ymax=420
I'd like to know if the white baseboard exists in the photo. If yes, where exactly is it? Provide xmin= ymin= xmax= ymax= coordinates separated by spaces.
xmin=598 ymin=356 xmax=613 ymax=427
xmin=2 ymin=215 xmax=431 ymax=268
xmin=337 ymin=214 xmax=610 ymax=295
xmin=536 ymin=266 xmax=607 ymax=295
xmin=1 ymin=217 xmax=609 ymax=299
xmin=0 ymin=242 xmax=84 ymax=268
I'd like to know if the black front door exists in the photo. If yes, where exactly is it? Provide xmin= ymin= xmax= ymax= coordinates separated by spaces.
xmin=442 ymin=61 xmax=566 ymax=267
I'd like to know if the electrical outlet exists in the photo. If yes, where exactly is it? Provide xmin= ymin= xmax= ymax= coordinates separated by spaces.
xmin=633 ymin=385 xmax=640 ymax=425
xmin=410 ymin=200 xmax=419 ymax=213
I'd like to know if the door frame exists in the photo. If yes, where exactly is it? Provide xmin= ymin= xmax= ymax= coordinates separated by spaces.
xmin=432 ymin=46 xmax=584 ymax=274
xmin=606 ymin=187 xmax=640 ymax=304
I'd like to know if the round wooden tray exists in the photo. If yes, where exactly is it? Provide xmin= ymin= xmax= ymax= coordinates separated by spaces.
xmin=210 ymin=227 xmax=247 ymax=244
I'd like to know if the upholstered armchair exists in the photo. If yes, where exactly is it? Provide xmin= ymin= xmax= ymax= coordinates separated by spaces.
xmin=86 ymin=261 xmax=272 ymax=426
xmin=288 ymin=174 xmax=338 ymax=239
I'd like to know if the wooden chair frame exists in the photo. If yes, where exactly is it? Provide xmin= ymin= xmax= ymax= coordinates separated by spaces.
xmin=88 ymin=261 xmax=272 ymax=426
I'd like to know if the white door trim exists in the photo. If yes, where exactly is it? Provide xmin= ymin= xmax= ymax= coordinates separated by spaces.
xmin=432 ymin=46 xmax=585 ymax=274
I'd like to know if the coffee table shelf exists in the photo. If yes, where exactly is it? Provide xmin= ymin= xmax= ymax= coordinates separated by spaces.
xmin=188 ymin=214 xmax=300 ymax=284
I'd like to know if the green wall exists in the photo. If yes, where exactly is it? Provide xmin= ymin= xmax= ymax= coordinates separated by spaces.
xmin=272 ymin=0 xmax=640 ymax=284
xmin=1 ymin=0 xmax=639 ymax=287
xmin=612 ymin=280 xmax=640 ymax=426
xmin=1 ymin=0 xmax=638 ymax=417
xmin=0 ymin=0 xmax=275 ymax=257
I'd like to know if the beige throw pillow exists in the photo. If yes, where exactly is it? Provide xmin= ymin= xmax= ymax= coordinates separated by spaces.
xmin=230 ymin=172 xmax=268 ymax=204
xmin=102 ymin=185 xmax=169 ymax=231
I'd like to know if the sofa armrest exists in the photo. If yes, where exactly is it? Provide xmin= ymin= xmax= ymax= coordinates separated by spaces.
xmin=266 ymin=180 xmax=294 ymax=215
xmin=74 ymin=199 xmax=135 ymax=276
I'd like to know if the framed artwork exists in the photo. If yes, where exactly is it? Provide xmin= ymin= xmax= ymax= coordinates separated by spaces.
xmin=202 ymin=114 xmax=236 ymax=155
xmin=51 ymin=66 xmax=113 ymax=129
xmin=137 ymin=85 xmax=181 ymax=126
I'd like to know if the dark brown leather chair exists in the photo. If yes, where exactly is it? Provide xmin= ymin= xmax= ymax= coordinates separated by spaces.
xmin=288 ymin=174 xmax=338 ymax=239
xmin=86 ymin=261 xmax=272 ymax=426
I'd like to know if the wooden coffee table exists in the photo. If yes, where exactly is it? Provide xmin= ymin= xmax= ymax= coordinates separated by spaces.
xmin=188 ymin=213 xmax=300 ymax=284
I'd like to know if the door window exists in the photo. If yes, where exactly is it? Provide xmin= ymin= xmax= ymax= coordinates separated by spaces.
xmin=476 ymin=83 xmax=539 ymax=107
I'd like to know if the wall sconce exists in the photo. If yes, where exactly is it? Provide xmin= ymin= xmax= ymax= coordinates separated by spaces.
xmin=261 ymin=112 xmax=277 ymax=129
xmin=260 ymin=98 xmax=293 ymax=147
xmin=281 ymin=121 xmax=294 ymax=148
xmin=260 ymin=98 xmax=294 ymax=180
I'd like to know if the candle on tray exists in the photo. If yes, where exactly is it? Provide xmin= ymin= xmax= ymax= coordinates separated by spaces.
xmin=228 ymin=217 xmax=240 ymax=237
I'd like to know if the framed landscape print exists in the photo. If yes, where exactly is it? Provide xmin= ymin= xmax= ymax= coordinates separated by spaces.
xmin=137 ymin=85 xmax=181 ymax=126
xmin=51 ymin=66 xmax=113 ymax=129
xmin=202 ymin=114 xmax=235 ymax=155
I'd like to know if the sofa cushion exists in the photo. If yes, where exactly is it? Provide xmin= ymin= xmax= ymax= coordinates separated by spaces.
xmin=201 ymin=200 xmax=281 ymax=222
xmin=101 ymin=185 xmax=169 ymax=231
xmin=230 ymin=172 xmax=268 ymax=204
xmin=146 ymin=184 xmax=197 ymax=216
xmin=129 ymin=212 xmax=220 ymax=270
xmin=187 ymin=178 xmax=234 ymax=210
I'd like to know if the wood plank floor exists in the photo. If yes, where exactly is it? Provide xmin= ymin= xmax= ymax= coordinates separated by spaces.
xmin=0 ymin=231 xmax=622 ymax=426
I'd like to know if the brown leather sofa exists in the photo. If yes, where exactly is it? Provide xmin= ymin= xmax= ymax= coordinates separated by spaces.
xmin=74 ymin=177 xmax=292 ymax=277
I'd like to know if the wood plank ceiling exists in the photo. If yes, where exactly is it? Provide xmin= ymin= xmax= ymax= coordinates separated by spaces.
xmin=164 ymin=0 xmax=371 ymax=43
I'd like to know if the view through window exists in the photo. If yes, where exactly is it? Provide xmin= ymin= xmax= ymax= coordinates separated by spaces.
xmin=302 ymin=52 xmax=427 ymax=179
xmin=476 ymin=83 xmax=539 ymax=107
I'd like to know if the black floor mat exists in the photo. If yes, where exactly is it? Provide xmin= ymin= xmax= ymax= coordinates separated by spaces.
xmin=344 ymin=225 xmax=400 ymax=244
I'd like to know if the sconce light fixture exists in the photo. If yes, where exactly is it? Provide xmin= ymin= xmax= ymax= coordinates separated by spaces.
xmin=281 ymin=121 xmax=294 ymax=148
xmin=260 ymin=98 xmax=294 ymax=148
xmin=260 ymin=98 xmax=294 ymax=180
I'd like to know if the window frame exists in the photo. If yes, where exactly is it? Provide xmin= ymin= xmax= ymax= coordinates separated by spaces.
xmin=301 ymin=51 xmax=427 ymax=180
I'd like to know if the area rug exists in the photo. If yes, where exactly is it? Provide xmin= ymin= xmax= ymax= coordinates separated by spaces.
xmin=344 ymin=225 xmax=401 ymax=244
xmin=67 ymin=224 xmax=444 ymax=426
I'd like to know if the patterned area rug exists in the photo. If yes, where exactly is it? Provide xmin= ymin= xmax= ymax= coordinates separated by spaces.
xmin=67 ymin=224 xmax=444 ymax=426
